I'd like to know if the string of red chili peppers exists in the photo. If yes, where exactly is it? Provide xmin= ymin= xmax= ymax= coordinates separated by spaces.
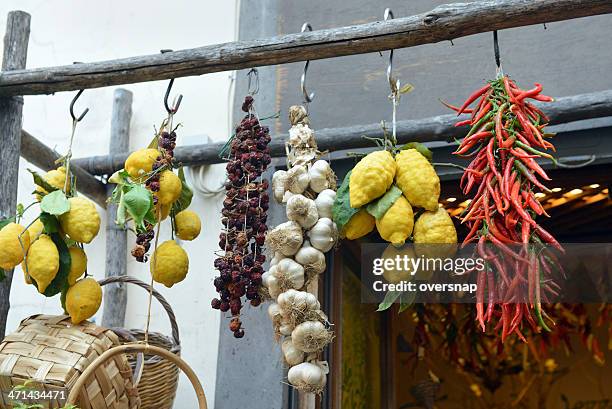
xmin=444 ymin=75 xmax=565 ymax=342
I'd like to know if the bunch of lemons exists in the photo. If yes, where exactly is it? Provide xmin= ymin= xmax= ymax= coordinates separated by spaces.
xmin=341 ymin=148 xmax=456 ymax=247
xmin=0 ymin=165 xmax=102 ymax=325
xmin=116 ymin=138 xmax=201 ymax=289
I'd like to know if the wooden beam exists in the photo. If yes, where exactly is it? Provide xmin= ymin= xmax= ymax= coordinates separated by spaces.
xmin=101 ymin=89 xmax=132 ymax=328
xmin=72 ymin=89 xmax=612 ymax=175
xmin=0 ymin=10 xmax=30 ymax=340
xmin=1 ymin=0 xmax=612 ymax=96
xmin=20 ymin=130 xmax=108 ymax=208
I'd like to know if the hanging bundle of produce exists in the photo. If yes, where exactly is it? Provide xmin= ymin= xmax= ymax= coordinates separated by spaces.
xmin=446 ymin=75 xmax=564 ymax=340
xmin=211 ymin=95 xmax=272 ymax=338
xmin=0 ymin=97 xmax=103 ymax=325
xmin=263 ymin=105 xmax=336 ymax=394
xmin=109 ymin=95 xmax=198 ymax=290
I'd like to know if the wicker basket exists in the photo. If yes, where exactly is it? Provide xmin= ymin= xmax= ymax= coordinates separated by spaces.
xmin=0 ymin=315 xmax=140 ymax=409
xmin=67 ymin=344 xmax=207 ymax=409
xmin=99 ymin=276 xmax=180 ymax=409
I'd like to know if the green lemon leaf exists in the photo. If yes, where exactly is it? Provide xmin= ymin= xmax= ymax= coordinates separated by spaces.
xmin=0 ymin=269 xmax=6 ymax=281
xmin=377 ymin=290 xmax=401 ymax=312
xmin=0 ymin=218 xmax=15 ymax=231
xmin=27 ymin=168 xmax=58 ymax=194
xmin=365 ymin=185 xmax=402 ymax=220
xmin=116 ymin=190 xmax=127 ymax=227
xmin=401 ymin=142 xmax=433 ymax=162
xmin=399 ymin=83 xmax=415 ymax=95
xmin=30 ymin=232 xmax=71 ymax=297
xmin=332 ymin=170 xmax=359 ymax=233
xmin=172 ymin=167 xmax=194 ymax=214
xmin=398 ymin=291 xmax=416 ymax=313
xmin=40 ymin=190 xmax=71 ymax=216
xmin=123 ymin=185 xmax=154 ymax=230
xmin=39 ymin=212 xmax=60 ymax=234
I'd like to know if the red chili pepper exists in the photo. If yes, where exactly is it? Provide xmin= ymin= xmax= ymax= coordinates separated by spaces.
xmin=511 ymin=179 xmax=536 ymax=225
xmin=502 ymin=157 xmax=515 ymax=198
xmin=513 ymin=148 xmax=551 ymax=180
xmin=531 ymin=94 xmax=554 ymax=102
xmin=440 ymin=99 xmax=473 ymax=113
xmin=472 ymin=101 xmax=492 ymax=125
xmin=521 ymin=221 xmax=531 ymax=244
xmin=487 ymin=179 xmax=504 ymax=215
xmin=533 ymin=223 xmax=563 ymax=252
xmin=476 ymin=261 xmax=486 ymax=332
xmin=494 ymin=103 xmax=508 ymax=147
xmin=515 ymin=161 xmax=551 ymax=193
xmin=486 ymin=268 xmax=495 ymax=323
xmin=462 ymin=218 xmax=482 ymax=247
xmin=503 ymin=76 xmax=516 ymax=103
xmin=525 ymin=102 xmax=550 ymax=122
xmin=454 ymin=119 xmax=472 ymax=127
xmin=458 ymin=83 xmax=491 ymax=116
xmin=486 ymin=138 xmax=500 ymax=179
xmin=515 ymin=83 xmax=542 ymax=101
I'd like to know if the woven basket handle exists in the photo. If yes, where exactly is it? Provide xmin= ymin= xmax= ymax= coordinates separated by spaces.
xmin=67 ymin=344 xmax=208 ymax=409
xmin=99 ymin=275 xmax=180 ymax=346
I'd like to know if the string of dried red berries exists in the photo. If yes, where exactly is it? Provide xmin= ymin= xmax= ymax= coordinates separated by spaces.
xmin=131 ymin=128 xmax=178 ymax=263
xmin=212 ymin=95 xmax=272 ymax=338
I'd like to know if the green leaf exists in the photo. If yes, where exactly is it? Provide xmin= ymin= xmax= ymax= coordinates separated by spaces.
xmin=377 ymin=291 xmax=401 ymax=312
xmin=30 ymin=233 xmax=71 ymax=297
xmin=116 ymin=190 xmax=127 ymax=227
xmin=365 ymin=185 xmax=402 ymax=219
xmin=39 ymin=212 xmax=60 ymax=234
xmin=123 ymin=185 xmax=154 ymax=230
xmin=399 ymin=83 xmax=415 ymax=95
xmin=0 ymin=269 xmax=6 ymax=282
xmin=332 ymin=170 xmax=359 ymax=234
xmin=172 ymin=167 xmax=194 ymax=214
xmin=401 ymin=142 xmax=433 ymax=162
xmin=147 ymin=135 xmax=159 ymax=150
xmin=0 ymin=218 xmax=14 ymax=231
xmin=398 ymin=291 xmax=416 ymax=313
xmin=27 ymin=169 xmax=58 ymax=194
xmin=40 ymin=190 xmax=71 ymax=215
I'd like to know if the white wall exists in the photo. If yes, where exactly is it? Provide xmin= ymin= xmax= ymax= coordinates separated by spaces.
xmin=0 ymin=1 xmax=238 ymax=406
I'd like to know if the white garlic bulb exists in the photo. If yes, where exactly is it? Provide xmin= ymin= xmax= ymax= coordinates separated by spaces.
xmin=271 ymin=258 xmax=305 ymax=292
xmin=286 ymin=194 xmax=319 ymax=229
xmin=308 ymin=218 xmax=338 ymax=253
xmin=265 ymin=221 xmax=303 ymax=257
xmin=295 ymin=240 xmax=326 ymax=276
xmin=277 ymin=289 xmax=320 ymax=317
xmin=291 ymin=320 xmax=333 ymax=353
xmin=314 ymin=189 xmax=336 ymax=219
xmin=287 ymin=361 xmax=329 ymax=394
xmin=272 ymin=170 xmax=288 ymax=203
xmin=286 ymin=165 xmax=310 ymax=194
xmin=309 ymin=160 xmax=335 ymax=193
xmin=282 ymin=338 xmax=305 ymax=366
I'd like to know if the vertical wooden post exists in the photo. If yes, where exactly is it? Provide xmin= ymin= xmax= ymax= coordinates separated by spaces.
xmin=0 ymin=11 xmax=30 ymax=340
xmin=101 ymin=88 xmax=132 ymax=328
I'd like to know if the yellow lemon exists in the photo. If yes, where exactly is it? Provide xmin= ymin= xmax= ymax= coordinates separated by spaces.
xmin=349 ymin=150 xmax=396 ymax=208
xmin=150 ymin=240 xmax=189 ymax=288
xmin=413 ymin=207 xmax=457 ymax=245
xmin=175 ymin=210 xmax=201 ymax=241
xmin=21 ymin=261 xmax=32 ymax=285
xmin=34 ymin=166 xmax=69 ymax=200
xmin=24 ymin=234 xmax=59 ymax=294
xmin=158 ymin=203 xmax=171 ymax=221
xmin=157 ymin=170 xmax=182 ymax=205
xmin=342 ymin=209 xmax=375 ymax=240
xmin=395 ymin=149 xmax=440 ymax=211
xmin=375 ymin=195 xmax=414 ymax=246
xmin=59 ymin=197 xmax=101 ymax=243
xmin=66 ymin=277 xmax=102 ymax=325
xmin=67 ymin=246 xmax=88 ymax=285
xmin=381 ymin=244 xmax=415 ymax=284
xmin=124 ymin=148 xmax=160 ymax=180
xmin=0 ymin=223 xmax=30 ymax=270
xmin=26 ymin=219 xmax=45 ymax=242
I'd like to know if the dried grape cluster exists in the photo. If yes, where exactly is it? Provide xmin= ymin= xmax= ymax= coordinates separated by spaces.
xmin=212 ymin=96 xmax=272 ymax=338
xmin=131 ymin=130 xmax=177 ymax=263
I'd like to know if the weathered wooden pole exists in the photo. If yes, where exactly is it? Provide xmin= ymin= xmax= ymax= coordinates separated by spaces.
xmin=0 ymin=11 xmax=30 ymax=340
xmin=101 ymin=88 xmax=132 ymax=328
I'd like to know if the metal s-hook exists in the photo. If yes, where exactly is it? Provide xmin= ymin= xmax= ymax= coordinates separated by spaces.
xmin=161 ymin=49 xmax=183 ymax=114
xmin=384 ymin=8 xmax=400 ymax=96
xmin=70 ymin=89 xmax=89 ymax=122
xmin=247 ymin=68 xmax=259 ymax=96
xmin=300 ymin=22 xmax=315 ymax=104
